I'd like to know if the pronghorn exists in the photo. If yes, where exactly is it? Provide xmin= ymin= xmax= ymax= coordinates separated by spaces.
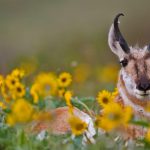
xmin=33 ymin=13 xmax=150 ymax=140
xmin=108 ymin=13 xmax=150 ymax=119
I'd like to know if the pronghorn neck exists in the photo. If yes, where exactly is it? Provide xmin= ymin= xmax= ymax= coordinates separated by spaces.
xmin=118 ymin=71 xmax=150 ymax=119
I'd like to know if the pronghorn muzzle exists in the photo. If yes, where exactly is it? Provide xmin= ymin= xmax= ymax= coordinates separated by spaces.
xmin=136 ymin=78 xmax=150 ymax=92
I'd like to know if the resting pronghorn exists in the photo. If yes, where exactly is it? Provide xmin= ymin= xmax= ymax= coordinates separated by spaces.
xmin=33 ymin=13 xmax=150 ymax=140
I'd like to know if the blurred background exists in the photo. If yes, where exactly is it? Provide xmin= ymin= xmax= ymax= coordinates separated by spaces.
xmin=0 ymin=0 xmax=150 ymax=96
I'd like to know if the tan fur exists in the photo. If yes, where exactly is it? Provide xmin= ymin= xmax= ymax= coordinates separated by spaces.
xmin=33 ymin=107 xmax=71 ymax=134
xmin=124 ymin=50 xmax=150 ymax=86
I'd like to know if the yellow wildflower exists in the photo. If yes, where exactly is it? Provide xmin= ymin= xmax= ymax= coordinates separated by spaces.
xmin=36 ymin=72 xmax=58 ymax=96
xmin=30 ymin=72 xmax=58 ymax=102
xmin=97 ymin=90 xmax=113 ymax=107
xmin=12 ymin=99 xmax=34 ymax=123
xmin=64 ymin=90 xmax=72 ymax=106
xmin=12 ymin=82 xmax=25 ymax=99
xmin=58 ymin=88 xmax=66 ymax=98
xmin=68 ymin=115 xmax=87 ymax=136
xmin=0 ymin=83 xmax=11 ymax=102
xmin=30 ymin=83 xmax=40 ymax=103
xmin=7 ymin=99 xmax=34 ymax=124
xmin=0 ymin=101 xmax=6 ymax=109
xmin=97 ymin=103 xmax=132 ymax=131
xmin=95 ymin=115 xmax=101 ymax=128
xmin=73 ymin=64 xmax=90 ymax=83
xmin=97 ymin=64 xmax=119 ymax=83
xmin=58 ymin=72 xmax=72 ymax=88
xmin=11 ymin=68 xmax=25 ymax=79
xmin=112 ymin=88 xmax=119 ymax=98
xmin=6 ymin=114 xmax=16 ymax=126
xmin=0 ymin=75 xmax=4 ymax=86
xmin=64 ymin=91 xmax=73 ymax=114
xmin=146 ymin=129 xmax=150 ymax=142
xmin=5 ymin=75 xmax=19 ymax=90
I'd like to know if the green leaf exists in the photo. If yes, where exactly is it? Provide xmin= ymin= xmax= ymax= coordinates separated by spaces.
xmin=131 ymin=120 xmax=150 ymax=127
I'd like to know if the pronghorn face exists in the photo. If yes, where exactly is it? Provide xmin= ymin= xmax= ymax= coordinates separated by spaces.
xmin=108 ymin=13 xmax=150 ymax=100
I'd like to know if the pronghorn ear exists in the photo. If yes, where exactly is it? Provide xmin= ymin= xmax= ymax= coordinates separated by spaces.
xmin=108 ymin=13 xmax=130 ymax=58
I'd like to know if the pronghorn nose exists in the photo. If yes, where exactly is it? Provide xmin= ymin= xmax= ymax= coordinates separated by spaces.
xmin=137 ymin=82 xmax=150 ymax=91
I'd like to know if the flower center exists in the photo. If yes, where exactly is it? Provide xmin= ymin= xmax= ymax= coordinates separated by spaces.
xmin=17 ymin=87 xmax=22 ymax=93
xmin=75 ymin=123 xmax=84 ymax=130
xmin=11 ymin=80 xmax=16 ymax=85
xmin=62 ymin=78 xmax=67 ymax=82
xmin=103 ymin=97 xmax=108 ymax=104
xmin=108 ymin=113 xmax=121 ymax=121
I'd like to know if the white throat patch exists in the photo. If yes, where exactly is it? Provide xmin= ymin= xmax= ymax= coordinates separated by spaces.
xmin=121 ymin=69 xmax=136 ymax=96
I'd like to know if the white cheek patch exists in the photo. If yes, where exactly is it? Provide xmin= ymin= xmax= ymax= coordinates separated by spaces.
xmin=121 ymin=69 xmax=136 ymax=96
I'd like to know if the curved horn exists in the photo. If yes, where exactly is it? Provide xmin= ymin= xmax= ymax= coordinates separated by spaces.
xmin=108 ymin=13 xmax=130 ymax=55
xmin=114 ymin=13 xmax=130 ymax=53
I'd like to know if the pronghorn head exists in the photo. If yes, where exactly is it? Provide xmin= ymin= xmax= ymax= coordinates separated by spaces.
xmin=108 ymin=13 xmax=150 ymax=100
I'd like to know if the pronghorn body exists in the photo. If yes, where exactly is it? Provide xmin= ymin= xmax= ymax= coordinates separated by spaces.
xmin=33 ymin=13 xmax=150 ymax=139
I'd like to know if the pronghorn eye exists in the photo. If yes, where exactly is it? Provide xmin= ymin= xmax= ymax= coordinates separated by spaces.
xmin=120 ymin=59 xmax=128 ymax=67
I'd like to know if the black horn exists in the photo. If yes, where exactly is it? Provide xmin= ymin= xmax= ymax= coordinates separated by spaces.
xmin=113 ymin=13 xmax=130 ymax=53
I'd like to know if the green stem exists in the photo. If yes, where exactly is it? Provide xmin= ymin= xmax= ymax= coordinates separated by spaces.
xmin=72 ymin=98 xmax=93 ymax=117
